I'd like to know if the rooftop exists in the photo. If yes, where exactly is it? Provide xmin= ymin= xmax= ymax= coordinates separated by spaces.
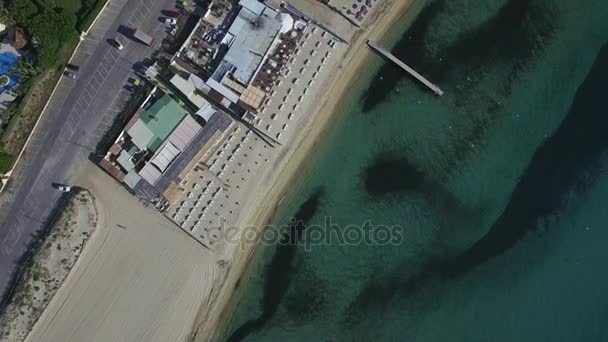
xmin=223 ymin=4 xmax=282 ymax=85
xmin=134 ymin=95 xmax=189 ymax=151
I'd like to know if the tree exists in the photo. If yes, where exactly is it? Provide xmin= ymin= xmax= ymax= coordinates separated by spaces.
xmin=9 ymin=59 xmax=40 ymax=81
xmin=29 ymin=8 xmax=78 ymax=68
xmin=9 ymin=0 xmax=39 ymax=24
xmin=0 ymin=3 xmax=15 ymax=27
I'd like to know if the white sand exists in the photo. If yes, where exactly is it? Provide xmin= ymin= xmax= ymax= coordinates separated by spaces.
xmin=25 ymin=163 xmax=222 ymax=342
xmin=0 ymin=191 xmax=97 ymax=342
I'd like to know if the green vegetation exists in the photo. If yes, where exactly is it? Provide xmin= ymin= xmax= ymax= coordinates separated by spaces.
xmin=0 ymin=0 xmax=105 ymax=174
xmin=31 ymin=263 xmax=41 ymax=282
xmin=76 ymin=0 xmax=108 ymax=31
xmin=0 ymin=4 xmax=15 ymax=26
xmin=8 ymin=0 xmax=82 ymax=68
xmin=0 ymin=150 xmax=16 ymax=174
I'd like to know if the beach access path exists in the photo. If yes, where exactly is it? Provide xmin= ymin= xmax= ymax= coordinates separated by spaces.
xmin=0 ymin=0 xmax=176 ymax=298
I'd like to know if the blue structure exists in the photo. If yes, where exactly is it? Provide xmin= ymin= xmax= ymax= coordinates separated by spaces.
xmin=0 ymin=52 xmax=20 ymax=95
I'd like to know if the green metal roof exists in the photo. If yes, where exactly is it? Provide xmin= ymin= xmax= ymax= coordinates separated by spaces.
xmin=140 ymin=95 xmax=188 ymax=151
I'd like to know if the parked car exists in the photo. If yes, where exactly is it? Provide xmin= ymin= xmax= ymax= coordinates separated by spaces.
xmin=54 ymin=184 xmax=72 ymax=192
xmin=66 ymin=64 xmax=80 ymax=71
xmin=64 ymin=71 xmax=77 ymax=79
xmin=164 ymin=17 xmax=177 ymax=26
xmin=109 ymin=38 xmax=124 ymax=50
xmin=164 ymin=10 xmax=182 ymax=18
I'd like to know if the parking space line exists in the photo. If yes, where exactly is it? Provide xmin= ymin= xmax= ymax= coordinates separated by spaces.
xmin=90 ymin=77 xmax=103 ymax=88
xmin=68 ymin=115 xmax=79 ymax=127
xmin=63 ymin=127 xmax=75 ymax=140
xmin=108 ymin=50 xmax=119 ymax=60
xmin=74 ymin=100 xmax=87 ymax=112
xmin=90 ymin=71 xmax=104 ymax=83
xmin=132 ymin=16 xmax=142 ymax=27
xmin=137 ymin=7 xmax=147 ymax=17
xmin=97 ymin=65 xmax=109 ymax=75
xmin=84 ymin=87 xmax=96 ymax=99
xmin=93 ymin=69 xmax=105 ymax=80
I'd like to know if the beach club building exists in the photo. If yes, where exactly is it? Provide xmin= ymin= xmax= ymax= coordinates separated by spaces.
xmin=171 ymin=0 xmax=303 ymax=114
xmin=100 ymin=89 xmax=232 ymax=205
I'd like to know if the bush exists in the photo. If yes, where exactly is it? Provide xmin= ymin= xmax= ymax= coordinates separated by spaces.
xmin=76 ymin=0 xmax=107 ymax=32
xmin=9 ymin=0 xmax=38 ymax=23
xmin=8 ymin=0 xmax=100 ymax=68
xmin=0 ymin=142 xmax=16 ymax=173
xmin=29 ymin=9 xmax=78 ymax=68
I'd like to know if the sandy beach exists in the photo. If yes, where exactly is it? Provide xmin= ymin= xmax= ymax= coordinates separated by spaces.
xmin=15 ymin=1 xmax=429 ymax=341
xmin=189 ymin=0 xmax=429 ymax=339
xmin=24 ymin=163 xmax=222 ymax=342
xmin=0 ymin=190 xmax=98 ymax=342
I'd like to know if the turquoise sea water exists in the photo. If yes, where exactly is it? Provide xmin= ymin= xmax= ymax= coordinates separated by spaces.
xmin=224 ymin=0 xmax=608 ymax=341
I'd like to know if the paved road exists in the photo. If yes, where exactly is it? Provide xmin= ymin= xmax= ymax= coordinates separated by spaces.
xmin=0 ymin=0 xmax=177 ymax=298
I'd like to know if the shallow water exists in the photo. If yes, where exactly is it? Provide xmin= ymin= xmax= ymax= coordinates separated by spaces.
xmin=224 ymin=0 xmax=608 ymax=340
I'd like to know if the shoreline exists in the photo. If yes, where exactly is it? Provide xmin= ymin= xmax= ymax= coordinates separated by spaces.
xmin=189 ymin=0 xmax=429 ymax=340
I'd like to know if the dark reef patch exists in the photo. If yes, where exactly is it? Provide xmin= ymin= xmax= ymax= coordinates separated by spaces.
xmin=285 ymin=269 xmax=326 ymax=322
xmin=344 ymin=42 xmax=608 ymax=325
xmin=226 ymin=189 xmax=325 ymax=342
xmin=444 ymin=42 xmax=608 ymax=276
xmin=363 ymin=154 xmax=474 ymax=228
xmin=365 ymin=157 xmax=425 ymax=195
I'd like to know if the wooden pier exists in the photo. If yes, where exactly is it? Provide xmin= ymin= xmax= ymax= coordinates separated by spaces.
xmin=367 ymin=41 xmax=444 ymax=96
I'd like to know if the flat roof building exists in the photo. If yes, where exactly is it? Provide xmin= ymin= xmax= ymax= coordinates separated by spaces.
xmin=128 ymin=95 xmax=188 ymax=152
xmin=221 ymin=0 xmax=282 ymax=85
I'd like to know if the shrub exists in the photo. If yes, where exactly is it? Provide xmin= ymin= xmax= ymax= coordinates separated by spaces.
xmin=29 ymin=8 xmax=78 ymax=68
xmin=0 ymin=149 xmax=15 ymax=174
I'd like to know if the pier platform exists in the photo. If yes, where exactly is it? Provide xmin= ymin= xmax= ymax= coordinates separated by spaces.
xmin=367 ymin=41 xmax=444 ymax=96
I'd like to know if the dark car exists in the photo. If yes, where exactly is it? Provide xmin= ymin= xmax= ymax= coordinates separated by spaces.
xmin=64 ymin=71 xmax=77 ymax=79
xmin=109 ymin=38 xmax=124 ymax=50
xmin=164 ymin=10 xmax=182 ymax=18
xmin=66 ymin=64 xmax=80 ymax=71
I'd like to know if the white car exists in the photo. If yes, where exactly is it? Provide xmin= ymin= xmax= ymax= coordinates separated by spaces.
xmin=165 ymin=17 xmax=177 ymax=26
xmin=55 ymin=184 xmax=72 ymax=192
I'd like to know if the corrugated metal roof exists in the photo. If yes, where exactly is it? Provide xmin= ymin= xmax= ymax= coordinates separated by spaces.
xmin=207 ymin=78 xmax=241 ymax=103
xmin=171 ymin=73 xmax=213 ymax=109
xmin=168 ymin=115 xmax=202 ymax=150
xmin=140 ymin=95 xmax=188 ymax=150
xmin=196 ymin=106 xmax=217 ymax=122
xmin=128 ymin=119 xmax=155 ymax=151
xmin=139 ymin=161 xmax=163 ymax=185
xmin=116 ymin=150 xmax=135 ymax=171
xmin=170 ymin=74 xmax=195 ymax=97
xmin=123 ymin=170 xmax=142 ymax=189
xmin=151 ymin=141 xmax=180 ymax=172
